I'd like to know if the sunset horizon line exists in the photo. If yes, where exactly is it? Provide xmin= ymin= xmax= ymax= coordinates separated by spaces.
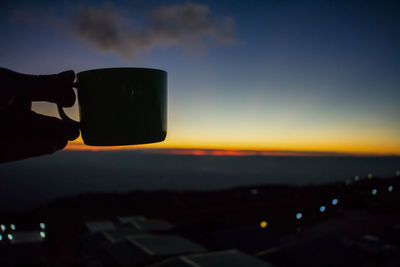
xmin=64 ymin=143 xmax=400 ymax=157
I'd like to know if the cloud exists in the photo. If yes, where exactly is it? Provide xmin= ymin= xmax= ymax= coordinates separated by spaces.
xmin=72 ymin=3 xmax=235 ymax=59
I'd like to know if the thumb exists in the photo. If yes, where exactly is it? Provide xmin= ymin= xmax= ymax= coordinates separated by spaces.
xmin=2 ymin=68 xmax=76 ymax=107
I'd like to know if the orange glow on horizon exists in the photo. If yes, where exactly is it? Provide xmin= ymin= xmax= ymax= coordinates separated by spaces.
xmin=65 ymin=142 xmax=399 ymax=157
xmin=66 ymin=143 xmax=141 ymax=151
xmin=149 ymin=149 xmax=343 ymax=156
xmin=65 ymin=132 xmax=400 ymax=156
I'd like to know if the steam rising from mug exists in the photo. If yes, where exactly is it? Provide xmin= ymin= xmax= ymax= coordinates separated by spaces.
xmin=73 ymin=3 xmax=235 ymax=58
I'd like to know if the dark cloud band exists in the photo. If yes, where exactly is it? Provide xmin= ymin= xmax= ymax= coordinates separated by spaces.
xmin=73 ymin=3 xmax=235 ymax=58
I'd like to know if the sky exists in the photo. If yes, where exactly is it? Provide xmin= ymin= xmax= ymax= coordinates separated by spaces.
xmin=1 ymin=0 xmax=399 ymax=155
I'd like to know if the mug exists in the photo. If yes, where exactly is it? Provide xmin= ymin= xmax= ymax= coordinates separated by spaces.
xmin=58 ymin=68 xmax=167 ymax=146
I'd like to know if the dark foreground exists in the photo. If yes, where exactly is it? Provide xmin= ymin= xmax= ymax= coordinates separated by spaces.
xmin=1 ymin=175 xmax=399 ymax=266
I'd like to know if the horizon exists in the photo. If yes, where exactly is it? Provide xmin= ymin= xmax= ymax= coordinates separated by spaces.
xmin=64 ymin=143 xmax=400 ymax=157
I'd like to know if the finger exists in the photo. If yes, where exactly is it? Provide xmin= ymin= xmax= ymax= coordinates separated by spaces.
xmin=0 ymin=111 xmax=80 ymax=162
xmin=0 ymin=68 xmax=17 ymax=110
xmin=0 ymin=95 xmax=31 ymax=116
xmin=6 ymin=68 xmax=76 ymax=107
xmin=27 ymin=111 xmax=80 ymax=141
xmin=0 ymin=133 xmax=68 ymax=163
xmin=0 ymin=92 xmax=14 ymax=111
xmin=1 ymin=110 xmax=79 ymax=141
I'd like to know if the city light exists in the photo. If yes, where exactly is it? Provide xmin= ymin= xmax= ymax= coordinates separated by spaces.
xmin=10 ymin=224 xmax=16 ymax=231
xmin=396 ymin=170 xmax=400 ymax=176
xmin=354 ymin=176 xmax=360 ymax=181
xmin=331 ymin=199 xmax=338 ymax=205
xmin=40 ymin=232 xmax=46 ymax=239
xmin=320 ymin=206 xmax=326 ymax=213
xmin=371 ymin=189 xmax=377 ymax=195
xmin=0 ymin=224 xmax=5 ymax=232
xmin=388 ymin=185 xmax=393 ymax=192
xmin=40 ymin=222 xmax=46 ymax=230
xmin=7 ymin=234 xmax=13 ymax=241
xmin=368 ymin=173 xmax=373 ymax=179
xmin=260 ymin=221 xmax=268 ymax=228
xmin=296 ymin=213 xmax=302 ymax=220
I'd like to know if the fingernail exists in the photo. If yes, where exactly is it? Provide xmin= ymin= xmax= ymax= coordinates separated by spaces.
xmin=58 ymin=70 xmax=75 ymax=82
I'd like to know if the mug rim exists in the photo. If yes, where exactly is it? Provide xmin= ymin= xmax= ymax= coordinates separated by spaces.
xmin=78 ymin=67 xmax=167 ymax=75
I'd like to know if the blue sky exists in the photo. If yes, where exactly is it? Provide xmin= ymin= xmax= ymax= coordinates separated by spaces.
xmin=1 ymin=0 xmax=399 ymax=154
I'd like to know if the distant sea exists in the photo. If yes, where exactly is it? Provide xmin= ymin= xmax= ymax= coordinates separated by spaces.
xmin=1 ymin=150 xmax=399 ymax=212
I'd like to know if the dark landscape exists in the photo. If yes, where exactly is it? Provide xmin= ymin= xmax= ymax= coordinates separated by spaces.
xmin=1 ymin=172 xmax=399 ymax=266
xmin=1 ymin=151 xmax=399 ymax=211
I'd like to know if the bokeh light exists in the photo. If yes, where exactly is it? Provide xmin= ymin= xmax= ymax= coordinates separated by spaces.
xmin=388 ymin=185 xmax=393 ymax=192
xmin=371 ymin=189 xmax=377 ymax=195
xmin=260 ymin=221 xmax=268 ymax=228
xmin=354 ymin=176 xmax=360 ymax=181
xmin=320 ymin=206 xmax=326 ymax=212
xmin=296 ymin=213 xmax=303 ymax=220
xmin=7 ymin=234 xmax=13 ymax=240
xmin=331 ymin=199 xmax=338 ymax=205
xmin=40 ymin=222 xmax=46 ymax=230
xmin=250 ymin=189 xmax=259 ymax=195
xmin=40 ymin=232 xmax=46 ymax=239
xmin=368 ymin=173 xmax=373 ymax=179
xmin=0 ymin=224 xmax=5 ymax=232
xmin=10 ymin=224 xmax=16 ymax=231
xmin=345 ymin=179 xmax=353 ymax=186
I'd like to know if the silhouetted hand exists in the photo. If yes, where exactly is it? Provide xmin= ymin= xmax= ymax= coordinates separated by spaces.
xmin=0 ymin=68 xmax=79 ymax=163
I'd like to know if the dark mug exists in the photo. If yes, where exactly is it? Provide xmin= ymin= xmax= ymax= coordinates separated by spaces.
xmin=58 ymin=68 xmax=167 ymax=146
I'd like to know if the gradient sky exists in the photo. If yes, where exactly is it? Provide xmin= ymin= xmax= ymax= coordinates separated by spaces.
xmin=1 ymin=0 xmax=399 ymax=155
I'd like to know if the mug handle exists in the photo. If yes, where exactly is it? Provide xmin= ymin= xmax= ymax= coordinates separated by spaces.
xmin=57 ymin=82 xmax=80 ymax=128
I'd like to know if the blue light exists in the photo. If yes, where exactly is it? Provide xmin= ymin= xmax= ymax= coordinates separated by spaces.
xmin=40 ymin=232 xmax=46 ymax=239
xmin=388 ymin=186 xmax=393 ymax=192
xmin=371 ymin=189 xmax=377 ymax=195
xmin=320 ymin=206 xmax=326 ymax=212
xmin=10 ymin=224 xmax=16 ymax=231
xmin=332 ymin=199 xmax=338 ymax=205
xmin=40 ymin=222 xmax=46 ymax=230
xmin=296 ymin=213 xmax=302 ymax=220
xmin=0 ymin=234 xmax=2 ymax=241
xmin=250 ymin=189 xmax=259 ymax=195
